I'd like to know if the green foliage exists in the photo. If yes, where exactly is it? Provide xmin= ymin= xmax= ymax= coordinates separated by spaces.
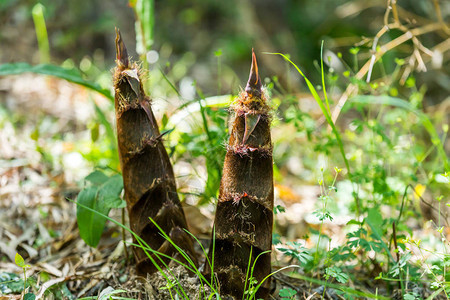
xmin=0 ymin=272 xmax=25 ymax=294
xmin=76 ymin=171 xmax=124 ymax=247
xmin=14 ymin=253 xmax=29 ymax=269
xmin=1 ymin=3 xmax=446 ymax=297
xmin=277 ymin=242 xmax=312 ymax=266
xmin=346 ymin=227 xmax=381 ymax=252
xmin=348 ymin=95 xmax=449 ymax=170
xmin=23 ymin=293 xmax=36 ymax=300
xmin=279 ymin=288 xmax=297 ymax=300
xmin=403 ymin=293 xmax=420 ymax=300
xmin=389 ymin=252 xmax=412 ymax=278
xmin=324 ymin=266 xmax=349 ymax=284
xmin=78 ymin=287 xmax=131 ymax=300
xmin=175 ymin=102 xmax=228 ymax=204
xmin=271 ymin=36 xmax=450 ymax=297
xmin=14 ymin=253 xmax=33 ymax=297
xmin=269 ymin=50 xmax=351 ymax=176
xmin=273 ymin=204 xmax=285 ymax=215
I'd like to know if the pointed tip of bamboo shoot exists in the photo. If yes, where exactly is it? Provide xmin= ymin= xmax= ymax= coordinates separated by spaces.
xmin=245 ymin=49 xmax=262 ymax=98
xmin=115 ymin=28 xmax=129 ymax=70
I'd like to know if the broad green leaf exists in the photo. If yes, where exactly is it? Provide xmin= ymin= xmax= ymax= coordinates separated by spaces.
xmin=85 ymin=170 xmax=109 ymax=185
xmin=76 ymin=186 xmax=110 ymax=247
xmin=14 ymin=253 xmax=25 ymax=268
xmin=98 ymin=174 xmax=125 ymax=208
xmin=0 ymin=63 xmax=113 ymax=101
xmin=366 ymin=207 xmax=395 ymax=261
xmin=366 ymin=207 xmax=382 ymax=235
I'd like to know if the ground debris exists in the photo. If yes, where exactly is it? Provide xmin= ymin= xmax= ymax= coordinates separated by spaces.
xmin=145 ymin=263 xmax=213 ymax=300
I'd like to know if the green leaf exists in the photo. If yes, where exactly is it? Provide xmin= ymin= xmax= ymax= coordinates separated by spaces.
xmin=279 ymin=288 xmax=297 ymax=298
xmin=274 ymin=205 xmax=285 ymax=215
xmin=24 ymin=293 xmax=36 ymax=300
xmin=98 ymin=174 xmax=125 ymax=208
xmin=325 ymin=266 xmax=349 ymax=283
xmin=76 ymin=186 xmax=110 ymax=247
xmin=366 ymin=208 xmax=382 ymax=236
xmin=85 ymin=171 xmax=109 ymax=185
xmin=14 ymin=253 xmax=25 ymax=268
xmin=272 ymin=233 xmax=281 ymax=245
xmin=365 ymin=208 xmax=395 ymax=261
xmin=277 ymin=242 xmax=312 ymax=265
xmin=0 ymin=63 xmax=113 ymax=101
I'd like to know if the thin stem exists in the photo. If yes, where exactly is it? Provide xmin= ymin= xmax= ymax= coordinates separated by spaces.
xmin=121 ymin=207 xmax=129 ymax=261
xmin=23 ymin=268 xmax=27 ymax=294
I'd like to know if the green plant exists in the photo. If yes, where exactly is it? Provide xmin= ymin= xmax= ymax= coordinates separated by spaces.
xmin=324 ymin=266 xmax=349 ymax=284
xmin=31 ymin=3 xmax=50 ymax=64
xmin=278 ymin=288 xmax=297 ymax=300
xmin=277 ymin=242 xmax=312 ymax=266
xmin=14 ymin=253 xmax=34 ymax=300
xmin=76 ymin=170 xmax=124 ymax=247
xmin=72 ymin=199 xmax=222 ymax=300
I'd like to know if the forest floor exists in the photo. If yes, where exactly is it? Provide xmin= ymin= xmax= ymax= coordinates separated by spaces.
xmin=0 ymin=71 xmax=448 ymax=300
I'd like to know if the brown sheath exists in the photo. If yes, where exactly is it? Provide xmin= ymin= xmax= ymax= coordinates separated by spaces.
xmin=205 ymin=50 xmax=274 ymax=299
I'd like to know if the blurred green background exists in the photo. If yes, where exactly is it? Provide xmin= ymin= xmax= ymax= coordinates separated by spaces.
xmin=1 ymin=0 xmax=448 ymax=101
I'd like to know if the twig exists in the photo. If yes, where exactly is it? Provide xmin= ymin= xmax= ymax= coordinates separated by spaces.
xmin=433 ymin=0 xmax=450 ymax=35
xmin=331 ymin=21 xmax=447 ymax=123
xmin=366 ymin=26 xmax=389 ymax=83
xmin=391 ymin=0 xmax=400 ymax=24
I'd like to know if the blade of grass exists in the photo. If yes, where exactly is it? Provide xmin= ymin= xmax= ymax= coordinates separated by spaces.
xmin=70 ymin=199 xmax=194 ymax=299
xmin=249 ymin=265 xmax=300 ymax=300
xmin=246 ymin=250 xmax=271 ymax=300
xmin=289 ymin=272 xmax=391 ymax=299
xmin=147 ymin=218 xmax=221 ymax=294
xmin=32 ymin=3 xmax=50 ymax=64
xmin=158 ymin=67 xmax=181 ymax=97
xmin=183 ymin=229 xmax=219 ymax=298
xmin=320 ymin=41 xmax=331 ymax=116
xmin=74 ymin=199 xmax=221 ymax=299
xmin=242 ymin=246 xmax=253 ymax=300
xmin=426 ymin=287 xmax=444 ymax=300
